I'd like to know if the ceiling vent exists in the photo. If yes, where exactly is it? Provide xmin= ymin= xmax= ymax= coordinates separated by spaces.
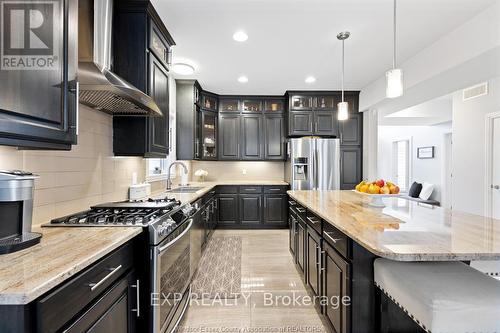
xmin=462 ymin=82 xmax=488 ymax=101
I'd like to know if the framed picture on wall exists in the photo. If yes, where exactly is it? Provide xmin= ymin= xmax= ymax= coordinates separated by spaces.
xmin=417 ymin=146 xmax=435 ymax=159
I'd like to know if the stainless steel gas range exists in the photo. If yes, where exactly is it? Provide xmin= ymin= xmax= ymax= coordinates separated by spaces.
xmin=44 ymin=197 xmax=199 ymax=333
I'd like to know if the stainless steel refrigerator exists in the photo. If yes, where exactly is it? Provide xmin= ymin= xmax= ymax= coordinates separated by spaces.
xmin=285 ymin=138 xmax=340 ymax=190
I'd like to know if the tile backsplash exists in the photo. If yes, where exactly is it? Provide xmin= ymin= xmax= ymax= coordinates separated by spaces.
xmin=0 ymin=105 xmax=145 ymax=226
xmin=189 ymin=161 xmax=285 ymax=182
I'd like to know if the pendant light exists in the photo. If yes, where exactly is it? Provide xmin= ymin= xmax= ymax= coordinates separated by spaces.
xmin=386 ymin=0 xmax=403 ymax=98
xmin=337 ymin=31 xmax=350 ymax=121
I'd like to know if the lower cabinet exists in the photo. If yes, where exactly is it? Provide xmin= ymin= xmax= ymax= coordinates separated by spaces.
xmin=64 ymin=270 xmax=138 ymax=333
xmin=263 ymin=194 xmax=287 ymax=225
xmin=323 ymin=240 xmax=350 ymax=333
xmin=217 ymin=185 xmax=288 ymax=228
xmin=217 ymin=195 xmax=239 ymax=226
xmin=306 ymin=227 xmax=321 ymax=297
xmin=296 ymin=218 xmax=306 ymax=275
xmin=240 ymin=195 xmax=262 ymax=225
xmin=0 ymin=240 xmax=143 ymax=333
xmin=288 ymin=197 xmax=354 ymax=333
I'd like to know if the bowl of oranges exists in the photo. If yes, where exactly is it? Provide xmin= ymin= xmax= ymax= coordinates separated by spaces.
xmin=354 ymin=179 xmax=401 ymax=207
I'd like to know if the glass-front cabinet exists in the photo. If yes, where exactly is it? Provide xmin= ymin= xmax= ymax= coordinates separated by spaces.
xmin=201 ymin=93 xmax=218 ymax=111
xmin=242 ymin=100 xmax=262 ymax=112
xmin=219 ymin=99 xmax=240 ymax=112
xmin=314 ymin=96 xmax=337 ymax=110
xmin=290 ymin=96 xmax=312 ymax=110
xmin=201 ymin=111 xmax=217 ymax=160
xmin=264 ymin=100 xmax=284 ymax=112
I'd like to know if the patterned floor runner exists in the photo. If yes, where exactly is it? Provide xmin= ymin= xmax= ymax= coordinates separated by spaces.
xmin=191 ymin=236 xmax=242 ymax=299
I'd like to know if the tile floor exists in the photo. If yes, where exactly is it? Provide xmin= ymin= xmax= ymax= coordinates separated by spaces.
xmin=177 ymin=229 xmax=327 ymax=332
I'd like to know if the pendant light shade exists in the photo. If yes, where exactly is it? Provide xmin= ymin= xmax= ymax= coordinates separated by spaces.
xmin=386 ymin=0 xmax=403 ymax=98
xmin=337 ymin=101 xmax=349 ymax=120
xmin=337 ymin=31 xmax=350 ymax=121
xmin=386 ymin=68 xmax=403 ymax=98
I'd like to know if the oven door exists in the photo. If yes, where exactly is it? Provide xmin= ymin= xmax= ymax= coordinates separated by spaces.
xmin=152 ymin=219 xmax=192 ymax=333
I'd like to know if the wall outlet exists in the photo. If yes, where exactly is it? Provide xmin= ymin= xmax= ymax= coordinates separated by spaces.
xmin=242 ymin=168 xmax=247 ymax=175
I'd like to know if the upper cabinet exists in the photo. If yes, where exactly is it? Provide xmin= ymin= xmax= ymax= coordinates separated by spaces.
xmin=0 ymin=0 xmax=78 ymax=150
xmin=218 ymin=96 xmax=286 ymax=161
xmin=112 ymin=1 xmax=175 ymax=158
xmin=176 ymin=80 xmax=218 ymax=161
xmin=287 ymin=91 xmax=359 ymax=138
xmin=201 ymin=93 xmax=218 ymax=112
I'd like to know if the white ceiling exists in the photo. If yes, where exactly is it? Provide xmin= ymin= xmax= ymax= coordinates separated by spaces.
xmin=152 ymin=0 xmax=496 ymax=95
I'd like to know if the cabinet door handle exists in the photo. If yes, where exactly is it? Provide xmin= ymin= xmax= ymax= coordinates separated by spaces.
xmin=307 ymin=216 xmax=320 ymax=225
xmin=132 ymin=279 xmax=140 ymax=317
xmin=88 ymin=265 xmax=122 ymax=291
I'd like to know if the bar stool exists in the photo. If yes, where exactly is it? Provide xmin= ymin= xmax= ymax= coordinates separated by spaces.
xmin=374 ymin=258 xmax=500 ymax=333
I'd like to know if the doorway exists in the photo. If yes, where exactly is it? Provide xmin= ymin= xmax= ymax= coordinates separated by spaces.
xmin=485 ymin=112 xmax=500 ymax=219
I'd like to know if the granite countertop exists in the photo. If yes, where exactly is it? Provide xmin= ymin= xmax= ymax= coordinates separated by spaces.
xmin=0 ymin=180 xmax=287 ymax=305
xmin=0 ymin=226 xmax=142 ymax=305
xmin=288 ymin=190 xmax=500 ymax=261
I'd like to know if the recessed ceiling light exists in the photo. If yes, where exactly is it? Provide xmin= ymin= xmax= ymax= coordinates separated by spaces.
xmin=238 ymin=76 xmax=249 ymax=83
xmin=233 ymin=30 xmax=248 ymax=42
xmin=305 ymin=76 xmax=316 ymax=83
xmin=172 ymin=63 xmax=195 ymax=75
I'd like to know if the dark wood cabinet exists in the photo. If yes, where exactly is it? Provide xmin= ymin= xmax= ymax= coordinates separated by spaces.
xmin=296 ymin=219 xmax=306 ymax=275
xmin=340 ymin=113 xmax=362 ymax=146
xmin=64 ymin=270 xmax=138 ymax=333
xmin=147 ymin=55 xmax=169 ymax=156
xmin=340 ymin=147 xmax=362 ymax=190
xmin=306 ymin=227 xmax=321 ymax=297
xmin=217 ymin=195 xmax=239 ymax=225
xmin=0 ymin=0 xmax=78 ymax=150
xmin=264 ymin=115 xmax=285 ymax=160
xmin=239 ymin=195 xmax=262 ymax=224
xmin=314 ymin=111 xmax=338 ymax=137
xmin=219 ymin=114 xmax=241 ymax=160
xmin=289 ymin=213 xmax=297 ymax=256
xmin=216 ymin=96 xmax=285 ymax=161
xmin=201 ymin=92 xmax=218 ymax=112
xmin=175 ymin=80 xmax=218 ymax=160
xmin=323 ymin=241 xmax=350 ymax=333
xmin=112 ymin=1 xmax=175 ymax=158
xmin=241 ymin=115 xmax=263 ymax=160
xmin=289 ymin=112 xmax=313 ymax=136
xmin=263 ymin=194 xmax=287 ymax=226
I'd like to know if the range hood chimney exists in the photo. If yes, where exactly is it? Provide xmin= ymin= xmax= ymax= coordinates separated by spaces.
xmin=78 ymin=0 xmax=162 ymax=116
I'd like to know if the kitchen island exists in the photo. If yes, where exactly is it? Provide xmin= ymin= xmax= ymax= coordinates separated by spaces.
xmin=287 ymin=190 xmax=500 ymax=333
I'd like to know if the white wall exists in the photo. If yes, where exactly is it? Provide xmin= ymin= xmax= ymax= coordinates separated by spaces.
xmin=378 ymin=124 xmax=452 ymax=202
xmin=452 ymin=76 xmax=500 ymax=215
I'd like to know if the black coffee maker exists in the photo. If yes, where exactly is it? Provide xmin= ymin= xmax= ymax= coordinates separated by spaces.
xmin=0 ymin=170 xmax=42 ymax=254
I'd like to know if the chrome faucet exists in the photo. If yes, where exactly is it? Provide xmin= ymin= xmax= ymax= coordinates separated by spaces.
xmin=166 ymin=161 xmax=188 ymax=190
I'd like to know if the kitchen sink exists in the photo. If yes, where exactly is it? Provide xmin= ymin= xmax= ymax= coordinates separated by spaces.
xmin=166 ymin=186 xmax=204 ymax=193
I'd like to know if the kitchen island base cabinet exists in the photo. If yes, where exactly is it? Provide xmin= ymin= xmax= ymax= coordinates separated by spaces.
xmin=306 ymin=227 xmax=321 ymax=298
xmin=323 ymin=240 xmax=350 ymax=333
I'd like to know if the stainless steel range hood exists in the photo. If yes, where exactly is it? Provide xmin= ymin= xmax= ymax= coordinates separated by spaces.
xmin=78 ymin=0 xmax=162 ymax=116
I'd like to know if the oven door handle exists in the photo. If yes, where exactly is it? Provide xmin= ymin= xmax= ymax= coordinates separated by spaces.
xmin=158 ymin=219 xmax=193 ymax=254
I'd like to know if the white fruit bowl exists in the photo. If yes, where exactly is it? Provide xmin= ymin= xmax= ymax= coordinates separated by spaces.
xmin=352 ymin=190 xmax=401 ymax=207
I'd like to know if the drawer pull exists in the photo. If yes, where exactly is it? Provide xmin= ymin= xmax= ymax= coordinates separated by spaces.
xmin=296 ymin=207 xmax=306 ymax=213
xmin=288 ymin=201 xmax=296 ymax=206
xmin=269 ymin=188 xmax=280 ymax=191
xmin=324 ymin=232 xmax=342 ymax=244
xmin=132 ymin=279 xmax=140 ymax=317
xmin=88 ymin=265 xmax=122 ymax=291
xmin=307 ymin=216 xmax=320 ymax=224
